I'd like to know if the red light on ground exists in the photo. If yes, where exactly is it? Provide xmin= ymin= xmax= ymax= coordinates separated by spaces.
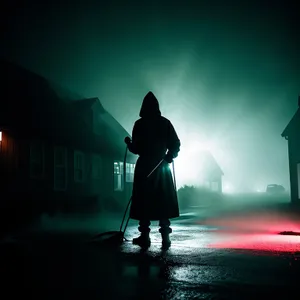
xmin=208 ymin=232 xmax=300 ymax=253
xmin=198 ymin=212 xmax=300 ymax=235
xmin=199 ymin=212 xmax=300 ymax=253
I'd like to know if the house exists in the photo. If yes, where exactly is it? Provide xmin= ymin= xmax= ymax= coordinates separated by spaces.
xmin=281 ymin=96 xmax=300 ymax=204
xmin=69 ymin=97 xmax=137 ymax=209
xmin=198 ymin=150 xmax=224 ymax=193
xmin=0 ymin=60 xmax=136 ymax=223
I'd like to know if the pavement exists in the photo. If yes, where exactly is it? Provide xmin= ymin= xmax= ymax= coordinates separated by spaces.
xmin=1 ymin=195 xmax=300 ymax=299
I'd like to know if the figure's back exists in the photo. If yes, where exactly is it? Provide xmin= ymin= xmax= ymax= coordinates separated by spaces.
xmin=134 ymin=116 xmax=172 ymax=158
xmin=128 ymin=91 xmax=181 ymax=224
xmin=131 ymin=91 xmax=180 ymax=160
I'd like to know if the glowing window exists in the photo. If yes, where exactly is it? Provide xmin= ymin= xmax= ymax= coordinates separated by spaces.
xmin=126 ymin=163 xmax=135 ymax=182
xmin=0 ymin=131 xmax=2 ymax=142
xmin=114 ymin=161 xmax=124 ymax=191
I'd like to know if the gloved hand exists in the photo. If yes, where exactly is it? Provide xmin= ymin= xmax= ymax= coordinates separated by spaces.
xmin=124 ymin=136 xmax=131 ymax=145
xmin=164 ymin=152 xmax=173 ymax=164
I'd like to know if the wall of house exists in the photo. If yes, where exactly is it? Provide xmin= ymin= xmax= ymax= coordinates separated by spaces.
xmin=49 ymin=147 xmax=134 ymax=213
xmin=67 ymin=148 xmax=90 ymax=195
xmin=0 ymin=130 xmax=135 ymax=217
xmin=288 ymin=135 xmax=300 ymax=203
xmin=0 ymin=132 xmax=34 ymax=205
xmin=204 ymin=177 xmax=223 ymax=194
xmin=98 ymin=154 xmax=134 ymax=211
xmin=0 ymin=131 xmax=19 ymax=188
xmin=49 ymin=146 xmax=98 ymax=213
xmin=17 ymin=139 xmax=54 ymax=215
xmin=215 ymin=178 xmax=222 ymax=194
xmin=0 ymin=132 xmax=45 ymax=234
xmin=1 ymin=138 xmax=96 ymax=214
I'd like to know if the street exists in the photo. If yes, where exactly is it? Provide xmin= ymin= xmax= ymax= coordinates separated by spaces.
xmin=1 ymin=194 xmax=300 ymax=299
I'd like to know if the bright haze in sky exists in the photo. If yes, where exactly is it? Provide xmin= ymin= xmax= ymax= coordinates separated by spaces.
xmin=1 ymin=0 xmax=299 ymax=192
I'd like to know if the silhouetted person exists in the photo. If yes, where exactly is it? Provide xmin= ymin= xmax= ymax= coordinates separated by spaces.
xmin=125 ymin=91 xmax=180 ymax=249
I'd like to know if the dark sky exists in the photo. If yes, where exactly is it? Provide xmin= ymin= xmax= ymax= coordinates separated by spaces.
xmin=1 ymin=0 xmax=300 ymax=191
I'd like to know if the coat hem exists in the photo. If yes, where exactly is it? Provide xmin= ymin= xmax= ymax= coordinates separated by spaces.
xmin=129 ymin=215 xmax=180 ymax=221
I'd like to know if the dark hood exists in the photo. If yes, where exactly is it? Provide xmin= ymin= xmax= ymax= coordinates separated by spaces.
xmin=139 ymin=91 xmax=161 ymax=118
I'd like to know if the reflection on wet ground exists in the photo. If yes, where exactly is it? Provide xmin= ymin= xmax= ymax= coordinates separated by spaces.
xmin=1 ymin=198 xmax=300 ymax=299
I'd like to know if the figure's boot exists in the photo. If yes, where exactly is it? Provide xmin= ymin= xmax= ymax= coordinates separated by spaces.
xmin=159 ymin=219 xmax=172 ymax=250
xmin=161 ymin=232 xmax=171 ymax=249
xmin=132 ymin=232 xmax=151 ymax=248
xmin=132 ymin=220 xmax=151 ymax=248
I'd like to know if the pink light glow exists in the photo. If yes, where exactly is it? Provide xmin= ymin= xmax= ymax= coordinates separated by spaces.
xmin=198 ymin=212 xmax=300 ymax=253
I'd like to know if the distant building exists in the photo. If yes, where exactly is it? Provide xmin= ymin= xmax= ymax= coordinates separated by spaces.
xmin=199 ymin=150 xmax=224 ymax=193
xmin=281 ymin=96 xmax=300 ymax=204
xmin=0 ymin=60 xmax=136 ymax=221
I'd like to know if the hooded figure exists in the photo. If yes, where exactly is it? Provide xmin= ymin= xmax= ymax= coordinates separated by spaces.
xmin=125 ymin=91 xmax=180 ymax=249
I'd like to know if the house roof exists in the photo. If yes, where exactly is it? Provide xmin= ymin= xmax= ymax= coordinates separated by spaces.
xmin=71 ymin=97 xmax=134 ymax=160
xmin=0 ymin=59 xmax=134 ymax=159
xmin=281 ymin=108 xmax=300 ymax=138
xmin=71 ymin=97 xmax=127 ymax=136
xmin=0 ymin=59 xmax=67 ymax=131
xmin=199 ymin=150 xmax=224 ymax=179
xmin=71 ymin=97 xmax=105 ymax=113
xmin=48 ymin=81 xmax=84 ymax=102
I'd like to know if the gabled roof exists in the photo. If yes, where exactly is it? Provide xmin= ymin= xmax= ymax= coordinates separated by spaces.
xmin=48 ymin=81 xmax=83 ymax=102
xmin=71 ymin=97 xmax=130 ymax=141
xmin=71 ymin=97 xmax=133 ymax=159
xmin=199 ymin=150 xmax=224 ymax=179
xmin=71 ymin=97 xmax=106 ymax=114
xmin=281 ymin=108 xmax=300 ymax=138
xmin=0 ymin=59 xmax=135 ymax=159
xmin=0 ymin=59 xmax=69 ymax=130
xmin=100 ymin=111 xmax=131 ymax=140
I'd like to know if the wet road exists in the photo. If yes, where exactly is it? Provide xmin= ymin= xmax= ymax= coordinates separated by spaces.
xmin=1 ymin=199 xmax=300 ymax=299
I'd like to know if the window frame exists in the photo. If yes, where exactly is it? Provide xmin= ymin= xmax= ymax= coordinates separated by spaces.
xmin=113 ymin=161 xmax=124 ymax=191
xmin=125 ymin=163 xmax=135 ymax=183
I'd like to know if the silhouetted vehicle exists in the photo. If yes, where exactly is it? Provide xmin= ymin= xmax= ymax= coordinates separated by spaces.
xmin=266 ymin=184 xmax=285 ymax=195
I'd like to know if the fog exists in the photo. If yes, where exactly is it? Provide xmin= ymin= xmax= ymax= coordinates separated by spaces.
xmin=36 ymin=211 xmax=126 ymax=235
xmin=1 ymin=0 xmax=299 ymax=192
xmin=32 ymin=192 xmax=296 ymax=238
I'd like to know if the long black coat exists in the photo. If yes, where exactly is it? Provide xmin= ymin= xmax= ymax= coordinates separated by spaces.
xmin=127 ymin=93 xmax=180 ymax=221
